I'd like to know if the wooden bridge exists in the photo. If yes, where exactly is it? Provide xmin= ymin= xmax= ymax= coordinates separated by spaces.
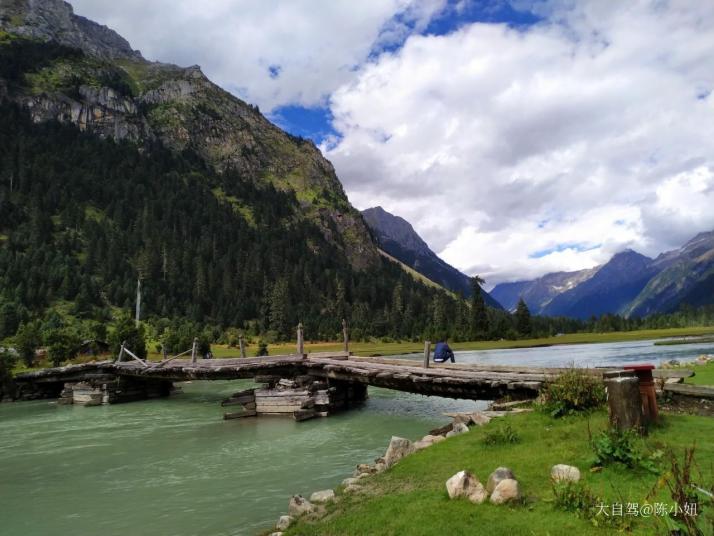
xmin=14 ymin=351 xmax=595 ymax=402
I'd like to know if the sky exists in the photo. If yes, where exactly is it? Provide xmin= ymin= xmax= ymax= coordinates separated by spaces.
xmin=68 ymin=0 xmax=714 ymax=289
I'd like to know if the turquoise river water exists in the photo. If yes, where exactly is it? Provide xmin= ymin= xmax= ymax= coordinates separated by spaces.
xmin=1 ymin=338 xmax=712 ymax=536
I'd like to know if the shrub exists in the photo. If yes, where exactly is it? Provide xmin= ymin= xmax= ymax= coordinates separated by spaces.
xmin=110 ymin=315 xmax=146 ymax=360
xmin=552 ymin=481 xmax=599 ymax=515
xmin=482 ymin=423 xmax=520 ymax=445
xmin=539 ymin=369 xmax=606 ymax=417
xmin=590 ymin=428 xmax=662 ymax=474
xmin=45 ymin=328 xmax=81 ymax=367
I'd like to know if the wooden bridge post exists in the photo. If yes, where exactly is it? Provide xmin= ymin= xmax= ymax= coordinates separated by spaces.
xmin=116 ymin=340 xmax=126 ymax=363
xmin=161 ymin=343 xmax=168 ymax=361
xmin=191 ymin=338 xmax=198 ymax=364
xmin=239 ymin=335 xmax=246 ymax=358
xmin=342 ymin=319 xmax=349 ymax=354
xmin=423 ymin=340 xmax=431 ymax=369
xmin=297 ymin=323 xmax=305 ymax=356
xmin=604 ymin=370 xmax=643 ymax=434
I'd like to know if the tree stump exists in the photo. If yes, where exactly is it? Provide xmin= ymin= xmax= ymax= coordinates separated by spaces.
xmin=603 ymin=370 xmax=643 ymax=433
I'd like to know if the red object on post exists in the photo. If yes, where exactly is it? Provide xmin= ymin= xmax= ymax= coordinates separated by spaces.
xmin=624 ymin=364 xmax=658 ymax=424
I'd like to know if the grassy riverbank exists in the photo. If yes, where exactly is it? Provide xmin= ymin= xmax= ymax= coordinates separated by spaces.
xmin=151 ymin=326 xmax=714 ymax=359
xmin=283 ymin=410 xmax=714 ymax=536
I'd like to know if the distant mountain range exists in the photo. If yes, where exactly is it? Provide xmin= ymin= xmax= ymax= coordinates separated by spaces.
xmin=361 ymin=207 xmax=502 ymax=308
xmin=491 ymin=231 xmax=714 ymax=319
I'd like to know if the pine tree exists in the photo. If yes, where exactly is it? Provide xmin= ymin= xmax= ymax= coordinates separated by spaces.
xmin=469 ymin=276 xmax=489 ymax=340
xmin=515 ymin=297 xmax=532 ymax=337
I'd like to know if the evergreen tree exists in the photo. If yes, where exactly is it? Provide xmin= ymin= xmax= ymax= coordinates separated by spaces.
xmin=110 ymin=315 xmax=147 ymax=359
xmin=469 ymin=276 xmax=489 ymax=340
xmin=515 ymin=298 xmax=532 ymax=337
xmin=15 ymin=320 xmax=41 ymax=367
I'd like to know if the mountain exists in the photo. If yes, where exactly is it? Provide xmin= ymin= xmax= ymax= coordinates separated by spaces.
xmin=361 ymin=206 xmax=501 ymax=308
xmin=0 ymin=0 xmax=377 ymax=270
xmin=624 ymin=232 xmax=714 ymax=317
xmin=541 ymin=250 xmax=657 ymax=319
xmin=0 ymin=0 xmax=469 ymax=342
xmin=490 ymin=268 xmax=597 ymax=313
xmin=493 ymin=232 xmax=714 ymax=320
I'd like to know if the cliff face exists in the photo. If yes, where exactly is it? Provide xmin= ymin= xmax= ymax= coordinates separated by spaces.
xmin=0 ymin=0 xmax=379 ymax=269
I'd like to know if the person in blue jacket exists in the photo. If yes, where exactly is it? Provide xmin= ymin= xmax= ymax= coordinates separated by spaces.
xmin=433 ymin=338 xmax=455 ymax=363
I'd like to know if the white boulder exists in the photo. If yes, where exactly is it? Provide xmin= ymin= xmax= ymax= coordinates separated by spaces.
xmin=383 ymin=436 xmax=415 ymax=468
xmin=288 ymin=495 xmax=315 ymax=517
xmin=310 ymin=489 xmax=335 ymax=503
xmin=486 ymin=467 xmax=515 ymax=494
xmin=490 ymin=479 xmax=521 ymax=504
xmin=276 ymin=516 xmax=293 ymax=531
xmin=551 ymin=464 xmax=581 ymax=483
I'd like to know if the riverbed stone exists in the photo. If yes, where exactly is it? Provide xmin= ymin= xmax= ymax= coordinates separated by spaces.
xmin=276 ymin=516 xmax=293 ymax=530
xmin=486 ymin=467 xmax=516 ymax=494
xmin=288 ymin=495 xmax=315 ymax=517
xmin=445 ymin=470 xmax=488 ymax=504
xmin=342 ymin=477 xmax=359 ymax=486
xmin=310 ymin=489 xmax=335 ymax=503
xmin=446 ymin=422 xmax=469 ymax=438
xmin=490 ymin=479 xmax=521 ymax=504
xmin=551 ymin=464 xmax=581 ymax=483
xmin=344 ymin=483 xmax=363 ymax=494
xmin=356 ymin=463 xmax=376 ymax=474
xmin=383 ymin=436 xmax=415 ymax=468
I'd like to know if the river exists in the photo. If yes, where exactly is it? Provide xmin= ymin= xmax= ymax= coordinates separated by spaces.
xmin=1 ymin=338 xmax=711 ymax=536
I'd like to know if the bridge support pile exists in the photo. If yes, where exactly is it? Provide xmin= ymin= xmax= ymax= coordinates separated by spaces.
xmin=222 ymin=375 xmax=368 ymax=421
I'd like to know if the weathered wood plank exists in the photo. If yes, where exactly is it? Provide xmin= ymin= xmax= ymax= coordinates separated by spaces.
xmin=653 ymin=369 xmax=694 ymax=379
xmin=664 ymin=383 xmax=714 ymax=398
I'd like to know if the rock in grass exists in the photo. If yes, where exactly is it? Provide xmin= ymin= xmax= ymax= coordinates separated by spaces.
xmin=551 ymin=464 xmax=581 ymax=483
xmin=445 ymin=470 xmax=488 ymax=504
xmin=342 ymin=477 xmax=359 ymax=486
xmin=288 ymin=495 xmax=315 ymax=517
xmin=310 ymin=489 xmax=335 ymax=503
xmin=276 ymin=516 xmax=293 ymax=530
xmin=486 ymin=467 xmax=515 ymax=494
xmin=383 ymin=436 xmax=415 ymax=468
xmin=445 ymin=422 xmax=470 ymax=438
xmin=269 ymin=532 xmax=283 ymax=536
xmin=490 ymin=479 xmax=521 ymax=504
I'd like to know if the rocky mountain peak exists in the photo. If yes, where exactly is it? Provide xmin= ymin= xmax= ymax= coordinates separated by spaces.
xmin=362 ymin=206 xmax=430 ymax=254
xmin=0 ymin=0 xmax=143 ymax=60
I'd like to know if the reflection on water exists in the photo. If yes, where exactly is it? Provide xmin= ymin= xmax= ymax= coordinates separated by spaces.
xmin=1 ymin=338 xmax=711 ymax=535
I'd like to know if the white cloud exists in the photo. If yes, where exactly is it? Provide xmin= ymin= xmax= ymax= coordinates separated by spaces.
xmin=324 ymin=0 xmax=714 ymax=285
xmin=68 ymin=0 xmax=446 ymax=111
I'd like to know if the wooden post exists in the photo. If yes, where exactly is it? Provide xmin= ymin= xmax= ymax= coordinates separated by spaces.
xmin=239 ymin=335 xmax=246 ymax=358
xmin=342 ymin=319 xmax=349 ymax=354
xmin=603 ymin=370 xmax=643 ymax=433
xmin=162 ymin=343 xmax=168 ymax=361
xmin=297 ymin=323 xmax=305 ymax=356
xmin=116 ymin=340 xmax=126 ymax=363
xmin=423 ymin=340 xmax=431 ymax=369
xmin=191 ymin=338 xmax=198 ymax=364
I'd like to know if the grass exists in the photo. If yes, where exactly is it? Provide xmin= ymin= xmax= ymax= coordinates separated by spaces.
xmin=378 ymin=250 xmax=453 ymax=294
xmin=685 ymin=360 xmax=714 ymax=386
xmin=284 ymin=411 xmax=714 ymax=536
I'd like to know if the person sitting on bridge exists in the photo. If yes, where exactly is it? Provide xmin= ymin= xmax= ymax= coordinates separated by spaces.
xmin=433 ymin=339 xmax=455 ymax=363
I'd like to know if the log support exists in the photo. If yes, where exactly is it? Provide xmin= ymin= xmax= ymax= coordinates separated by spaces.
xmin=604 ymin=370 xmax=644 ymax=433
